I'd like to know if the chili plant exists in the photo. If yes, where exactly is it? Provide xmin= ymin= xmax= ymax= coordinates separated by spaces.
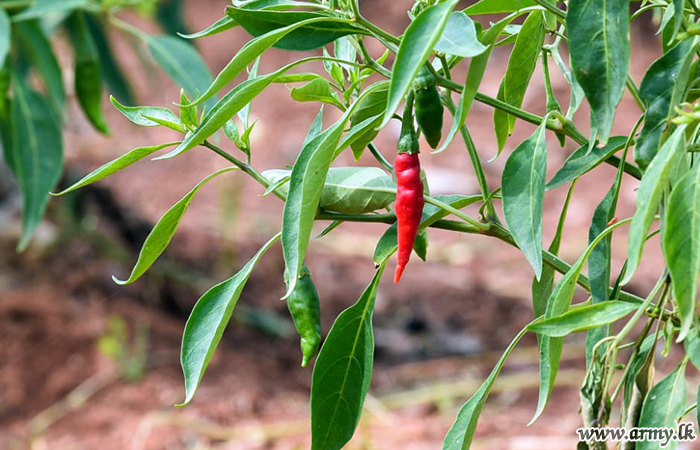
xmin=0 ymin=0 xmax=208 ymax=250
xmin=55 ymin=0 xmax=700 ymax=448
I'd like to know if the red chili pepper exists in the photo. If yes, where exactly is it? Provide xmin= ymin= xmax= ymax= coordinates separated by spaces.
xmin=394 ymin=134 xmax=424 ymax=284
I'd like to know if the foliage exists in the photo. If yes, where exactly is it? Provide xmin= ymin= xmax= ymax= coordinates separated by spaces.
xmin=41 ymin=0 xmax=700 ymax=447
xmin=0 ymin=0 xmax=204 ymax=251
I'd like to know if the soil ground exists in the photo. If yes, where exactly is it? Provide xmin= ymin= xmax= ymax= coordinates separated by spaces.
xmin=1 ymin=1 xmax=698 ymax=449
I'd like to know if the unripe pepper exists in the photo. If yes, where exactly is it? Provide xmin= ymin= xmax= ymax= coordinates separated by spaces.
xmin=285 ymin=265 xmax=321 ymax=367
xmin=413 ymin=65 xmax=443 ymax=149
xmin=394 ymin=95 xmax=425 ymax=283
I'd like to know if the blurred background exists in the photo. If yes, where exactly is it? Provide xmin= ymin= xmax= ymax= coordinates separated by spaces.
xmin=0 ymin=1 xmax=691 ymax=449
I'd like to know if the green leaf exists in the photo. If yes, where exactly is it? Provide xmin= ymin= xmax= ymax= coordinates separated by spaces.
xmin=347 ymin=82 xmax=388 ymax=159
xmin=568 ymin=0 xmax=630 ymax=143
xmin=226 ymin=7 xmax=366 ymax=52
xmin=180 ymin=90 xmax=197 ymax=129
xmin=264 ymin=167 xmax=395 ymax=215
xmin=464 ymin=0 xmax=537 ymax=14
xmin=15 ymin=21 xmax=65 ymax=115
xmin=290 ymin=78 xmax=344 ymax=109
xmin=145 ymin=35 xmax=215 ymax=110
xmin=664 ymin=164 xmax=700 ymax=342
xmin=156 ymin=0 xmax=189 ymax=38
xmin=493 ymin=11 xmax=544 ymax=153
xmin=380 ymin=0 xmax=459 ymax=129
xmin=194 ymin=15 xmax=359 ymax=106
xmin=436 ymin=14 xmax=518 ymax=153
xmin=502 ymin=119 xmax=547 ymax=279
xmin=13 ymin=0 xmax=91 ymax=22
xmin=546 ymin=136 xmax=627 ymax=190
xmin=310 ymin=264 xmax=385 ymax=450
xmin=635 ymin=41 xmax=693 ymax=169
xmin=624 ymin=125 xmax=687 ymax=284
xmin=52 ymin=142 xmax=180 ymax=196
xmin=373 ymin=194 xmax=481 ymax=265
xmin=442 ymin=327 xmax=528 ymax=450
xmin=158 ymin=64 xmax=295 ymax=159
xmin=532 ymin=219 xmax=627 ymax=424
xmin=178 ymin=232 xmax=280 ymax=406
xmin=533 ymin=181 xmax=576 ymax=319
xmin=637 ymin=362 xmax=687 ymax=450
xmin=179 ymin=16 xmax=238 ymax=39
xmin=527 ymin=302 xmax=638 ymax=337
xmin=0 ymin=9 xmax=10 ymax=65
xmin=110 ymin=96 xmax=183 ymax=131
xmin=113 ymin=168 xmax=236 ymax=285
xmin=585 ymin=139 xmax=628 ymax=363
xmin=341 ymin=115 xmax=383 ymax=161
xmin=67 ymin=12 xmax=109 ymax=134
xmin=434 ymin=12 xmax=486 ymax=58
xmin=282 ymin=111 xmax=354 ymax=296
xmin=302 ymin=105 xmax=324 ymax=148
xmin=85 ymin=15 xmax=135 ymax=105
xmin=6 ymin=76 xmax=63 ymax=251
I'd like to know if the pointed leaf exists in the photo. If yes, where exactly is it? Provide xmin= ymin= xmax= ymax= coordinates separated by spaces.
xmin=664 ymin=164 xmax=700 ymax=341
xmin=637 ymin=362 xmax=687 ymax=450
xmin=532 ymin=218 xmax=629 ymax=423
xmin=114 ymin=168 xmax=236 ymax=285
xmin=625 ymin=125 xmax=687 ymax=284
xmin=635 ymin=41 xmax=693 ymax=169
xmin=291 ymin=78 xmax=344 ymax=109
xmin=282 ymin=114 xmax=352 ymax=295
xmin=434 ymin=12 xmax=486 ymax=58
xmin=178 ymin=232 xmax=280 ymax=406
xmin=110 ymin=96 xmax=183 ymax=131
xmin=86 ymin=15 xmax=135 ymax=105
xmin=145 ymin=35 xmax=215 ymax=110
xmin=527 ymin=302 xmax=638 ymax=337
xmin=158 ymin=64 xmax=298 ymax=159
xmin=442 ymin=327 xmax=528 ymax=450
xmin=546 ymin=136 xmax=627 ymax=190
xmin=310 ymin=265 xmax=385 ymax=450
xmin=226 ymin=7 xmax=366 ymax=52
xmin=380 ymin=0 xmax=459 ymax=128
xmin=68 ymin=12 xmax=109 ymax=134
xmin=53 ymin=142 xmax=180 ymax=196
xmin=0 ymin=9 xmax=10 ymax=65
xmin=13 ymin=0 xmax=91 ymax=21
xmin=568 ymin=0 xmax=630 ymax=143
xmin=437 ymin=14 xmax=519 ymax=153
xmin=502 ymin=119 xmax=547 ymax=279
xmin=493 ymin=11 xmax=544 ymax=152
xmin=264 ymin=167 xmax=395 ymax=215
xmin=193 ymin=15 xmax=358 ymax=106
xmin=464 ymin=0 xmax=537 ymax=14
xmin=15 ymin=21 xmax=65 ymax=114
xmin=7 ymin=76 xmax=63 ymax=251
xmin=179 ymin=16 xmax=238 ymax=40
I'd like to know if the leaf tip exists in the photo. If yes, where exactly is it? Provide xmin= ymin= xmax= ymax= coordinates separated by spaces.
xmin=112 ymin=275 xmax=129 ymax=286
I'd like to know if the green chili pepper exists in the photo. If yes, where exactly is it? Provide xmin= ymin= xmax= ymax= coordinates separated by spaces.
xmin=285 ymin=265 xmax=322 ymax=367
xmin=413 ymin=65 xmax=443 ymax=149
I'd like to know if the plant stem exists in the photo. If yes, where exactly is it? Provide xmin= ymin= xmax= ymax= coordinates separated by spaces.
xmin=368 ymin=143 xmax=394 ymax=172
xmin=532 ymin=0 xmax=566 ymax=20
xmin=355 ymin=15 xmax=400 ymax=47
xmin=437 ymin=76 xmax=644 ymax=181
xmin=423 ymin=196 xmax=490 ymax=231
xmin=203 ymin=143 xmax=655 ymax=314
xmin=626 ymin=75 xmax=646 ymax=112
xmin=442 ymin=96 xmax=499 ymax=223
